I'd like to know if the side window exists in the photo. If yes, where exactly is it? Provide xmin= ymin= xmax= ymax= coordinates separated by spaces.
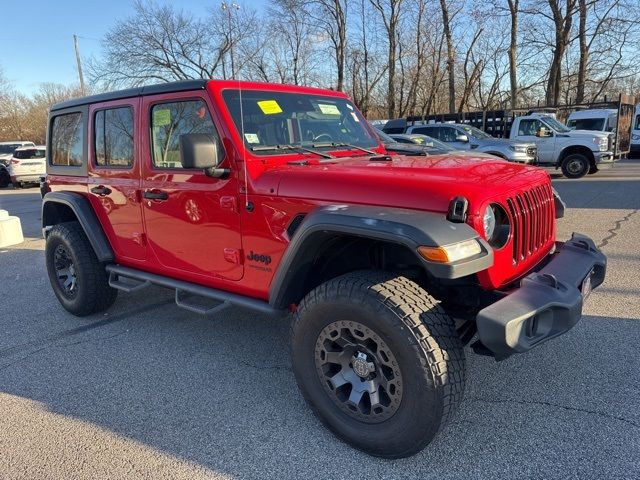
xmin=634 ymin=115 xmax=640 ymax=130
xmin=413 ymin=127 xmax=438 ymax=139
xmin=439 ymin=127 xmax=459 ymax=142
xmin=150 ymin=99 xmax=216 ymax=169
xmin=518 ymin=119 xmax=541 ymax=136
xmin=50 ymin=113 xmax=84 ymax=166
xmin=94 ymin=107 xmax=134 ymax=167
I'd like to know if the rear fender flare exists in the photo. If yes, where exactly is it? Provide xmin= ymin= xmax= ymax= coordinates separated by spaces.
xmin=42 ymin=191 xmax=114 ymax=262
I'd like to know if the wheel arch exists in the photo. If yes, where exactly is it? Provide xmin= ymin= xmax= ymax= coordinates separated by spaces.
xmin=42 ymin=191 xmax=114 ymax=262
xmin=268 ymin=205 xmax=492 ymax=309
xmin=558 ymin=145 xmax=596 ymax=167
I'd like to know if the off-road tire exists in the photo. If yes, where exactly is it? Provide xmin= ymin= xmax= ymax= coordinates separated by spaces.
xmin=45 ymin=222 xmax=117 ymax=316
xmin=291 ymin=270 xmax=465 ymax=458
xmin=0 ymin=169 xmax=9 ymax=188
xmin=561 ymin=154 xmax=590 ymax=178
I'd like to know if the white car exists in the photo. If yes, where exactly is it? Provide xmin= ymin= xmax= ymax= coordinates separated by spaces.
xmin=566 ymin=109 xmax=618 ymax=132
xmin=631 ymin=105 xmax=640 ymax=158
xmin=9 ymin=145 xmax=46 ymax=188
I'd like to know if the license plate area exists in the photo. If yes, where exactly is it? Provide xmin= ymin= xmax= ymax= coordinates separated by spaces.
xmin=581 ymin=269 xmax=594 ymax=299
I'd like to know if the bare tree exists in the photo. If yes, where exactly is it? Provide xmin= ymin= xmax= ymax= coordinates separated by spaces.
xmin=507 ymin=0 xmax=519 ymax=108
xmin=370 ymin=0 xmax=404 ymax=118
xmin=545 ymin=0 xmax=577 ymax=106
xmin=439 ymin=0 xmax=456 ymax=113
xmin=309 ymin=1 xmax=348 ymax=91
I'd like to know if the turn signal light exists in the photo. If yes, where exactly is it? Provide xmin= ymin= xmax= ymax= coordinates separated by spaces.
xmin=418 ymin=239 xmax=482 ymax=263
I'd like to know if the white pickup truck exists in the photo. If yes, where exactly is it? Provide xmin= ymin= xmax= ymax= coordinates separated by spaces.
xmin=509 ymin=113 xmax=614 ymax=178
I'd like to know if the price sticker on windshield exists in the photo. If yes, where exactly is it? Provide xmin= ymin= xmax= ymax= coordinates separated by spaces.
xmin=257 ymin=100 xmax=283 ymax=115
xmin=318 ymin=103 xmax=340 ymax=115
xmin=153 ymin=109 xmax=171 ymax=126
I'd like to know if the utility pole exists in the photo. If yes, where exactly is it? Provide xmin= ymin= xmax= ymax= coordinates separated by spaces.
xmin=73 ymin=34 xmax=86 ymax=95
xmin=221 ymin=1 xmax=240 ymax=79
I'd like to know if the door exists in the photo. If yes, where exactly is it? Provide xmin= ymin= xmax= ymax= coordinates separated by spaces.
xmin=140 ymin=93 xmax=243 ymax=281
xmin=88 ymin=100 xmax=146 ymax=260
xmin=515 ymin=119 xmax=556 ymax=163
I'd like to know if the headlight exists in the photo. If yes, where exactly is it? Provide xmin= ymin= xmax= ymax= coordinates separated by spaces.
xmin=509 ymin=144 xmax=528 ymax=153
xmin=594 ymin=137 xmax=608 ymax=151
xmin=483 ymin=204 xmax=511 ymax=248
xmin=483 ymin=205 xmax=496 ymax=239
xmin=418 ymin=239 xmax=482 ymax=263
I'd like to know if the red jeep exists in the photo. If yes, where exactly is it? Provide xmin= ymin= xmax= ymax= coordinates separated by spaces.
xmin=42 ymin=80 xmax=606 ymax=458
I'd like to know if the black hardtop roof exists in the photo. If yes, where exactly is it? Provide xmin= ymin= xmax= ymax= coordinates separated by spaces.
xmin=50 ymin=79 xmax=208 ymax=111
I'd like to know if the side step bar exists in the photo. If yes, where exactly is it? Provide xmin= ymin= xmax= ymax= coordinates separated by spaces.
xmin=105 ymin=264 xmax=283 ymax=316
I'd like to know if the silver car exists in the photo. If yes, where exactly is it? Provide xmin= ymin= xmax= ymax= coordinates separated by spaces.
xmin=405 ymin=123 xmax=537 ymax=164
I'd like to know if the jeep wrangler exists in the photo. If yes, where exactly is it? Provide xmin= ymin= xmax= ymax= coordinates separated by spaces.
xmin=42 ymin=80 xmax=606 ymax=458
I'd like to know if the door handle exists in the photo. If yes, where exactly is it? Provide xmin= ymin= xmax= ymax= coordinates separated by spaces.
xmin=91 ymin=186 xmax=112 ymax=196
xmin=143 ymin=190 xmax=169 ymax=201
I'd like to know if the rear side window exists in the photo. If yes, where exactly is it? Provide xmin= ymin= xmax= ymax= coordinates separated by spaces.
xmin=94 ymin=107 xmax=134 ymax=167
xmin=150 ymin=100 xmax=217 ymax=169
xmin=15 ymin=149 xmax=45 ymax=159
xmin=50 ymin=113 xmax=84 ymax=166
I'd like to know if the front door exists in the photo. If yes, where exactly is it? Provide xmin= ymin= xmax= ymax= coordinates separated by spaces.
xmin=516 ymin=119 xmax=556 ymax=163
xmin=140 ymin=92 xmax=243 ymax=281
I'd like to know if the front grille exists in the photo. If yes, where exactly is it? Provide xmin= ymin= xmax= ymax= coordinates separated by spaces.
xmin=505 ymin=184 xmax=554 ymax=265
xmin=526 ymin=147 xmax=537 ymax=157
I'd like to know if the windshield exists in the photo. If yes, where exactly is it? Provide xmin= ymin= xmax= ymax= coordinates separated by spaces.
xmin=222 ymin=89 xmax=378 ymax=155
xmin=567 ymin=118 xmax=606 ymax=131
xmin=410 ymin=135 xmax=455 ymax=152
xmin=460 ymin=125 xmax=492 ymax=139
xmin=15 ymin=148 xmax=45 ymax=159
xmin=542 ymin=116 xmax=571 ymax=133
xmin=0 ymin=144 xmax=21 ymax=155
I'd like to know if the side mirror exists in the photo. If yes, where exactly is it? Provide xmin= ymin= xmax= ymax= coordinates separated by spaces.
xmin=455 ymin=134 xmax=469 ymax=142
xmin=179 ymin=133 xmax=229 ymax=178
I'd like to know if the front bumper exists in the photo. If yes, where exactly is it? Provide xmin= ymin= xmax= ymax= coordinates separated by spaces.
xmin=504 ymin=151 xmax=536 ymax=164
xmin=594 ymin=151 xmax=615 ymax=168
xmin=11 ymin=174 xmax=42 ymax=183
xmin=476 ymin=233 xmax=606 ymax=360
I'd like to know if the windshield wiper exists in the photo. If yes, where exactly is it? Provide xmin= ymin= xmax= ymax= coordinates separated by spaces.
xmin=310 ymin=142 xmax=376 ymax=155
xmin=250 ymin=144 xmax=334 ymax=159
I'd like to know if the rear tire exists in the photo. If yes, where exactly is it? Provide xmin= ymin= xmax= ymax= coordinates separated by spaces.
xmin=291 ymin=271 xmax=465 ymax=458
xmin=561 ymin=154 xmax=590 ymax=178
xmin=45 ymin=222 xmax=117 ymax=316
xmin=0 ymin=169 xmax=9 ymax=188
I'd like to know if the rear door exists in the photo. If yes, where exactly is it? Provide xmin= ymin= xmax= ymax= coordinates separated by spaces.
xmin=87 ymin=99 xmax=146 ymax=261
xmin=140 ymin=91 xmax=243 ymax=281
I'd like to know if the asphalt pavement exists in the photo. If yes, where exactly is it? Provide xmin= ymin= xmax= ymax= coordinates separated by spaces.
xmin=1 ymin=161 xmax=639 ymax=479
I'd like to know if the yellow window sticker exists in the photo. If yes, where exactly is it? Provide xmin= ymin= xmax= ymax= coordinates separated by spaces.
xmin=257 ymin=100 xmax=283 ymax=115
xmin=153 ymin=109 xmax=171 ymax=126
xmin=318 ymin=103 xmax=340 ymax=115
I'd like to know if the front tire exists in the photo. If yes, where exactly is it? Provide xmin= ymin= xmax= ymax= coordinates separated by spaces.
xmin=45 ymin=222 xmax=117 ymax=316
xmin=0 ymin=169 xmax=9 ymax=188
xmin=291 ymin=271 xmax=465 ymax=458
xmin=561 ymin=154 xmax=590 ymax=178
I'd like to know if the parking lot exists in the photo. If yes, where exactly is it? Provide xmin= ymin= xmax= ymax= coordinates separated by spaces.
xmin=1 ymin=161 xmax=639 ymax=480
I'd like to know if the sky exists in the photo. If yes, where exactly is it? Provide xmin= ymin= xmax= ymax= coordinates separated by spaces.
xmin=0 ymin=0 xmax=267 ymax=95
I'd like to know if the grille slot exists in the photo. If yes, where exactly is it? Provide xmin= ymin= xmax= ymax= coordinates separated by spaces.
xmin=505 ymin=184 xmax=554 ymax=264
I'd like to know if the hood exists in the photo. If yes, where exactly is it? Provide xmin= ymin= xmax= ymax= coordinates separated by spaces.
xmin=473 ymin=137 xmax=535 ymax=148
xmin=259 ymin=154 xmax=549 ymax=216
xmin=562 ymin=129 xmax=610 ymax=139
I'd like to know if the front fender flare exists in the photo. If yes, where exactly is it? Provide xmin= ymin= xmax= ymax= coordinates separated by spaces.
xmin=268 ymin=205 xmax=493 ymax=308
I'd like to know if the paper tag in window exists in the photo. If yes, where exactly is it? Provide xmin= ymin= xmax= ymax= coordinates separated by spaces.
xmin=257 ymin=100 xmax=283 ymax=115
xmin=153 ymin=109 xmax=171 ymax=126
xmin=318 ymin=103 xmax=340 ymax=115
xmin=244 ymin=133 xmax=260 ymax=144
xmin=350 ymin=112 xmax=360 ymax=122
